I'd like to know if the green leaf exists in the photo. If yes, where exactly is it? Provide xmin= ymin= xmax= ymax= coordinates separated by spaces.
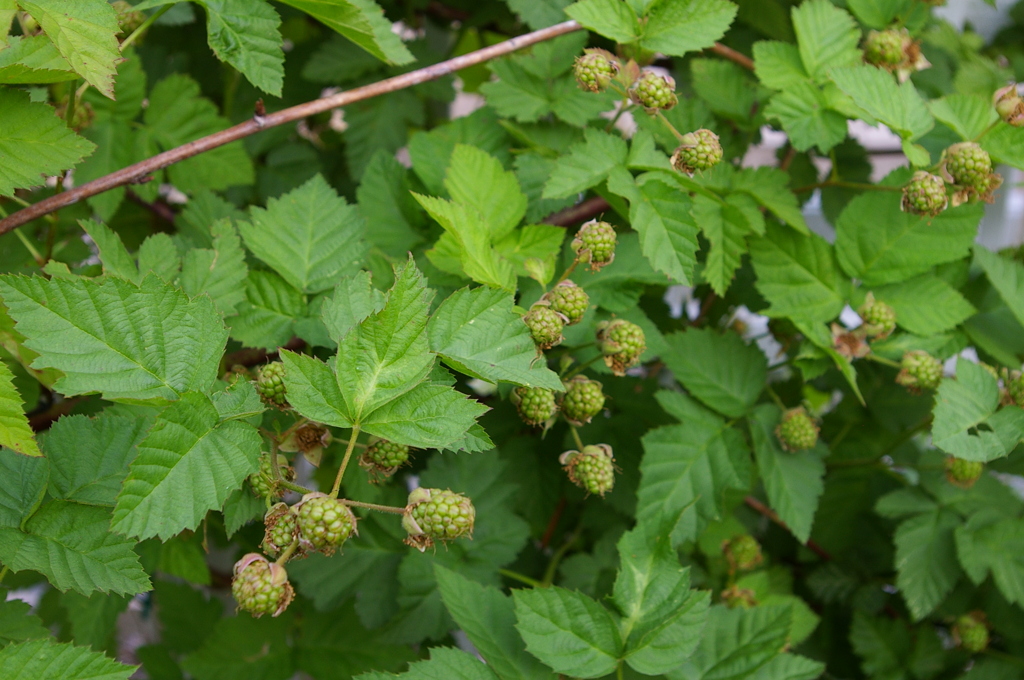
xmin=0 ymin=88 xmax=95 ymax=197
xmin=198 ymin=0 xmax=283 ymax=95
xmin=794 ymin=320 xmax=865 ymax=404
xmin=542 ymin=128 xmax=628 ymax=199
xmin=835 ymin=185 xmax=982 ymax=286
xmin=0 ymin=35 xmax=77 ymax=84
xmin=930 ymin=94 xmax=998 ymax=141
xmin=371 ymin=647 xmax=501 ymax=680
xmin=435 ymin=566 xmax=556 ymax=680
xmin=0 ymin=638 xmax=135 ymax=680
xmin=180 ymin=219 xmax=249 ymax=317
xmin=78 ymin=219 xmax=138 ymax=282
xmin=974 ymin=246 xmax=1024 ymax=331
xmin=791 ymin=0 xmax=861 ymax=82
xmin=869 ymin=274 xmax=975 ymax=336
xmin=112 ymin=391 xmax=262 ymax=540
xmin=0 ymin=599 xmax=48 ymax=647
xmin=505 ymin=0 xmax=574 ymax=30
xmin=669 ymin=605 xmax=792 ymax=680
xmin=0 ymin=448 xmax=48 ymax=527
xmin=980 ymin=122 xmax=1024 ymax=171
xmin=893 ymin=509 xmax=962 ymax=620
xmin=691 ymin=194 xmax=752 ymax=295
xmin=417 ymin=195 xmax=516 ymax=291
xmin=662 ymin=328 xmax=767 ymax=418
xmin=830 ymin=66 xmax=933 ymax=140
xmin=749 ymin=222 xmax=844 ymax=324
xmin=746 ymin=654 xmax=826 ymax=680
xmin=514 ymin=586 xmax=623 ymax=679
xmin=428 ymin=286 xmax=563 ymax=390
xmin=640 ymin=0 xmax=738 ymax=56
xmin=931 ymin=359 xmax=1023 ymax=463
xmin=138 ymin=234 xmax=180 ymax=283
xmin=360 ymin=380 xmax=490 ymax=450
xmin=240 ymin=175 xmax=368 ymax=294
xmin=43 ymin=413 xmax=150 ymax=506
xmin=297 ymin=603 xmax=416 ymax=679
xmin=0 ymin=275 xmax=227 ymax=403
xmin=0 ymin=359 xmax=39 ymax=456
xmin=276 ymin=0 xmax=414 ymax=65
xmin=356 ymin=151 xmax=425 ymax=257
xmin=749 ymin=405 xmax=826 ymax=544
xmin=565 ymin=0 xmax=640 ymax=44
xmin=228 ymin=270 xmax=305 ymax=350
xmin=846 ymin=0 xmax=911 ymax=29
xmin=614 ymin=526 xmax=709 ymax=675
xmin=181 ymin=612 xmax=293 ymax=680
xmin=753 ymin=41 xmax=808 ymax=91
xmin=0 ymin=500 xmax=150 ymax=595
xmin=763 ymin=81 xmax=848 ymax=153
xmin=279 ymin=351 xmax=352 ymax=427
xmin=955 ymin=515 xmax=1024 ymax=605
xmin=732 ymin=167 xmax=809 ymax=234
xmin=19 ymin=0 xmax=121 ymax=98
xmin=446 ymin=144 xmax=527 ymax=242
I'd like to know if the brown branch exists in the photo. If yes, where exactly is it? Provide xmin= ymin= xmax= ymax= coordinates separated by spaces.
xmin=710 ymin=42 xmax=755 ymax=71
xmin=545 ymin=196 xmax=610 ymax=227
xmin=0 ymin=20 xmax=584 ymax=235
xmin=744 ymin=495 xmax=832 ymax=561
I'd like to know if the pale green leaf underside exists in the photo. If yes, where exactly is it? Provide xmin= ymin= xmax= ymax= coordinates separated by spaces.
xmin=0 ymin=359 xmax=40 ymax=456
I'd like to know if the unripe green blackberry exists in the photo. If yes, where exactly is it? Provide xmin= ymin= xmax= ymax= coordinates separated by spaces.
xmin=231 ymin=554 xmax=294 ymax=618
xmin=896 ymin=350 xmax=943 ymax=393
xmin=572 ymin=221 xmax=617 ymax=271
xmin=249 ymin=452 xmax=295 ymax=499
xmin=945 ymin=456 xmax=984 ymax=489
xmin=954 ymin=613 xmax=989 ymax=653
xmin=901 ymin=171 xmax=947 ymax=216
xmin=596 ymin=319 xmax=646 ymax=375
xmin=943 ymin=142 xmax=993 ymax=189
xmin=630 ymin=71 xmax=677 ymax=112
xmin=543 ymin=280 xmax=589 ymax=325
xmin=256 ymin=362 xmax=288 ymax=407
xmin=723 ymin=534 xmax=763 ymax=572
xmin=359 ymin=439 xmax=411 ymax=481
xmin=561 ymin=376 xmax=605 ymax=426
xmin=775 ymin=407 xmax=819 ymax=451
xmin=523 ymin=305 xmax=566 ymax=350
xmin=262 ymin=503 xmax=300 ymax=557
xmin=671 ymin=129 xmax=723 ymax=175
xmin=54 ymin=99 xmax=94 ymax=132
xmin=511 ymin=386 xmax=558 ymax=427
xmin=402 ymin=488 xmax=476 ymax=551
xmin=1007 ymin=371 xmax=1024 ymax=407
xmin=111 ymin=0 xmax=145 ymax=35
xmin=858 ymin=293 xmax=896 ymax=339
xmin=994 ymin=84 xmax=1024 ymax=127
xmin=295 ymin=492 xmax=357 ymax=555
xmin=863 ymin=29 xmax=906 ymax=68
xmin=573 ymin=49 xmax=619 ymax=93
xmin=560 ymin=444 xmax=615 ymax=496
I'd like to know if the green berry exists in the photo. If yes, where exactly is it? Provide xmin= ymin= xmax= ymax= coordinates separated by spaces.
xmin=896 ymin=350 xmax=943 ymax=392
xmin=544 ymin=280 xmax=589 ymax=325
xmin=360 ymin=439 xmax=411 ymax=480
xmin=671 ymin=129 xmax=723 ymax=175
xmin=249 ymin=452 xmax=295 ymax=499
xmin=256 ymin=362 xmax=288 ymax=407
xmin=524 ymin=305 xmax=566 ymax=350
xmin=945 ymin=456 xmax=984 ymax=488
xmin=295 ymin=493 xmax=357 ymax=555
xmin=572 ymin=221 xmax=617 ymax=271
xmin=596 ymin=319 xmax=646 ymax=375
xmin=858 ymin=293 xmax=896 ymax=339
xmin=775 ymin=407 xmax=819 ymax=451
xmin=402 ymin=488 xmax=476 ymax=551
xmin=560 ymin=444 xmax=615 ymax=496
xmin=901 ymin=171 xmax=947 ymax=216
xmin=994 ymin=84 xmax=1024 ymax=127
xmin=863 ymin=29 xmax=906 ymax=67
xmin=1007 ymin=371 xmax=1024 ymax=408
xmin=262 ymin=503 xmax=299 ymax=556
xmin=512 ymin=386 xmax=558 ymax=427
xmin=630 ymin=71 xmax=677 ymax=111
xmin=111 ymin=0 xmax=145 ymax=35
xmin=724 ymin=535 xmax=763 ymax=572
xmin=231 ymin=554 xmax=294 ymax=618
xmin=561 ymin=377 xmax=605 ymax=426
xmin=573 ymin=49 xmax=619 ymax=93
xmin=954 ymin=613 xmax=989 ymax=653
xmin=944 ymin=142 xmax=993 ymax=189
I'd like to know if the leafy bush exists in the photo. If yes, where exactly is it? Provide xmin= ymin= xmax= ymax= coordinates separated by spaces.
xmin=1 ymin=0 xmax=1024 ymax=678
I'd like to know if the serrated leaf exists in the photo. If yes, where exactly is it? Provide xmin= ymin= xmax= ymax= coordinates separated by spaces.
xmin=763 ymin=81 xmax=848 ymax=153
xmin=732 ymin=166 xmax=809 ymax=234
xmin=640 ymin=0 xmax=738 ymax=56
xmin=180 ymin=219 xmax=248 ymax=317
xmin=846 ymin=0 xmax=912 ymax=29
xmin=791 ymin=0 xmax=861 ymax=82
xmin=360 ymin=380 xmax=489 ymax=449
xmin=112 ymin=391 xmax=262 ymax=540
xmin=870 ymin=274 xmax=975 ymax=336
xmin=893 ymin=509 xmax=962 ymax=620
xmin=446 ymin=144 xmax=527 ymax=242
xmin=138 ymin=234 xmax=180 ymax=283
xmin=542 ymin=127 xmax=628 ymax=199
xmin=565 ymin=0 xmax=640 ymax=43
xmin=43 ymin=413 xmax=150 ymax=506
xmin=930 ymin=94 xmax=998 ymax=141
xmin=955 ymin=515 xmax=1024 ymax=605
xmin=0 ymin=359 xmax=38 ymax=456
xmin=181 ymin=613 xmax=293 ymax=680
xmin=0 ymin=448 xmax=48 ymax=527
xmin=980 ymin=122 xmax=1024 ymax=171
xmin=356 ymin=151 xmax=425 ymax=257
xmin=320 ymin=271 xmax=385 ymax=342
xmin=746 ymin=654 xmax=826 ymax=680
xmin=0 ymin=275 xmax=227 ymax=403
xmin=199 ymin=0 xmax=283 ymax=95
xmin=368 ymin=647 xmax=499 ymax=680
xmin=435 ymin=566 xmax=556 ymax=680
xmin=974 ymin=246 xmax=1024 ymax=331
xmin=749 ymin=405 xmax=826 ymax=544
xmin=753 ymin=41 xmax=807 ymax=91
xmin=0 ymin=35 xmax=77 ymax=84
xmin=298 ymin=603 xmax=416 ymax=679
xmin=417 ymin=194 xmax=516 ymax=291
xmin=0 ymin=639 xmax=135 ymax=680
xmin=428 ymin=286 xmax=563 ymax=390
xmin=669 ymin=605 xmax=792 ymax=680
xmin=830 ymin=65 xmax=933 ymax=140
xmin=691 ymin=194 xmax=751 ymax=296
xmin=931 ymin=359 xmax=1024 ymax=462
xmin=0 ymin=501 xmax=149 ymax=595
xmin=228 ymin=270 xmax=305 ymax=350
xmin=794 ymin=320 xmax=864 ymax=404
xmin=240 ymin=175 xmax=367 ymax=294
xmin=750 ymin=222 xmax=844 ymax=324
xmin=514 ymin=586 xmax=622 ymax=679
xmin=0 ymin=88 xmax=95 ymax=196
xmin=78 ymin=219 xmax=138 ymax=282
xmin=277 ymin=0 xmax=414 ymax=65
xmin=0 ymin=600 xmax=48 ymax=646
xmin=662 ymin=327 xmax=767 ymax=418
xmin=505 ymin=0 xmax=574 ymax=30
xmin=19 ymin=0 xmax=121 ymax=98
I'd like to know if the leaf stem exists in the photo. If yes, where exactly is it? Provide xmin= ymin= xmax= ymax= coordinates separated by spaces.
xmin=120 ymin=5 xmax=172 ymax=52
xmin=542 ymin=527 xmax=581 ymax=586
xmin=866 ymin=353 xmax=902 ymax=369
xmin=554 ymin=259 xmax=578 ymax=285
xmin=617 ymin=663 xmax=625 ymax=680
xmin=764 ymin=384 xmax=786 ymax=411
xmin=499 ymin=569 xmax=542 ymax=588
xmin=278 ymin=479 xmax=314 ymax=496
xmin=330 ymin=425 xmax=360 ymax=498
xmin=275 ymin=539 xmax=300 ymax=565
xmin=0 ymin=565 xmax=8 ymax=586
xmin=564 ymin=354 xmax=603 ymax=379
xmin=341 ymin=499 xmax=406 ymax=515
xmin=655 ymin=110 xmax=687 ymax=142
xmin=12 ymin=228 xmax=44 ymax=266
xmin=569 ymin=425 xmax=585 ymax=451
xmin=973 ymin=119 xmax=1001 ymax=143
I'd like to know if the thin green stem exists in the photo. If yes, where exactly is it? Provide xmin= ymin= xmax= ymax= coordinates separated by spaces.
xmin=866 ymin=353 xmax=902 ymax=369
xmin=604 ymin=97 xmax=631 ymax=133
xmin=222 ymin=67 xmax=241 ymax=118
xmin=555 ymin=259 xmax=578 ymax=285
xmin=120 ymin=5 xmax=171 ymax=51
xmin=564 ymin=354 xmax=603 ymax=380
xmin=0 ymin=565 xmax=8 ymax=586
xmin=499 ymin=569 xmax=542 ymax=588
xmin=275 ymin=538 xmax=300 ymax=565
xmin=64 ymin=81 xmax=79 ymax=129
xmin=330 ymin=425 xmax=361 ymax=498
xmin=336 ymin=438 xmax=368 ymax=450
xmin=12 ymin=229 xmax=44 ymax=266
xmin=278 ymin=479 xmax=314 ymax=496
xmin=569 ymin=425 xmax=585 ymax=451
xmin=542 ymin=528 xmax=580 ymax=586
xmin=764 ymin=384 xmax=786 ymax=411
xmin=276 ymin=417 xmax=310 ymax=443
xmin=617 ymin=663 xmax=625 ymax=680
xmin=655 ymin=109 xmax=687 ymax=142
xmin=973 ymin=119 xmax=1001 ymax=143
xmin=341 ymin=499 xmax=406 ymax=515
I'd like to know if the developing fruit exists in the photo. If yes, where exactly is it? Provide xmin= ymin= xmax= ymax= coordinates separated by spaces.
xmin=231 ymin=554 xmax=294 ymax=618
xmin=723 ymin=534 xmax=763 ymax=572
xmin=896 ymin=350 xmax=943 ymax=393
xmin=256 ymin=362 xmax=288 ymax=407
xmin=943 ymin=142 xmax=994 ymax=191
xmin=572 ymin=221 xmax=617 ymax=271
xmin=560 ymin=376 xmax=605 ymax=426
xmin=954 ymin=612 xmax=990 ymax=653
xmin=994 ymin=84 xmax=1024 ymax=127
xmin=775 ymin=407 xmax=819 ymax=451
xmin=249 ymin=452 xmax=295 ymax=499
xmin=359 ymin=439 xmax=411 ymax=481
xmin=671 ymin=129 xmax=723 ymax=175
xmin=511 ymin=386 xmax=558 ymax=427
xmin=1006 ymin=371 xmax=1024 ymax=408
xmin=629 ymin=71 xmax=677 ymax=111
xmin=523 ymin=305 xmax=566 ymax=350
xmin=863 ymin=29 xmax=907 ymax=68
xmin=543 ymin=280 xmax=589 ymax=325
xmin=560 ymin=444 xmax=615 ymax=496
xmin=262 ymin=503 xmax=300 ymax=557
xmin=402 ymin=488 xmax=476 ymax=551
xmin=295 ymin=493 xmax=357 ymax=555
xmin=279 ymin=422 xmax=332 ymax=467
xmin=858 ymin=293 xmax=896 ymax=339
xmin=901 ymin=171 xmax=947 ymax=216
xmin=596 ymin=319 xmax=646 ymax=375
xmin=945 ymin=456 xmax=984 ymax=489
xmin=573 ymin=49 xmax=619 ymax=92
